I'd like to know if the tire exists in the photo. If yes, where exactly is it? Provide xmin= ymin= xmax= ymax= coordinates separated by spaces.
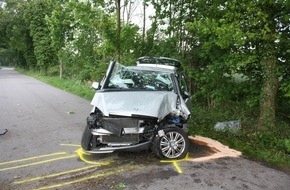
xmin=153 ymin=127 xmax=188 ymax=159
xmin=81 ymin=124 xmax=93 ymax=150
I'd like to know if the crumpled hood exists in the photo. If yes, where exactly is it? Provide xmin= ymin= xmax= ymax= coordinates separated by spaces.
xmin=91 ymin=91 xmax=189 ymax=121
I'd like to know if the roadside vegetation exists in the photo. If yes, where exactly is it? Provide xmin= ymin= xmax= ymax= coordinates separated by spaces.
xmin=189 ymin=103 xmax=290 ymax=169
xmin=17 ymin=69 xmax=95 ymax=101
xmin=1 ymin=1 xmax=289 ymax=169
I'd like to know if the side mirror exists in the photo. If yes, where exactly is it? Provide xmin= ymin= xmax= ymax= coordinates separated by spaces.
xmin=182 ymin=91 xmax=190 ymax=99
xmin=92 ymin=82 xmax=100 ymax=90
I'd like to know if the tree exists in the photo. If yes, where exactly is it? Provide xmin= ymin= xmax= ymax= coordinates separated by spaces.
xmin=46 ymin=0 xmax=77 ymax=78
xmin=0 ymin=0 xmax=35 ymax=67
xmin=185 ymin=0 xmax=289 ymax=130
xmin=23 ymin=0 xmax=57 ymax=73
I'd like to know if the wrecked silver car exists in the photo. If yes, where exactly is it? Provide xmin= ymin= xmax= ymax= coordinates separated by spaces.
xmin=81 ymin=57 xmax=191 ymax=159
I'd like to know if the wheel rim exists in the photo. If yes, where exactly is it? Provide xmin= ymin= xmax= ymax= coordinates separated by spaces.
xmin=160 ymin=131 xmax=186 ymax=159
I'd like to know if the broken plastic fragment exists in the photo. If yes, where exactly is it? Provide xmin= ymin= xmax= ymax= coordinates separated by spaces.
xmin=214 ymin=120 xmax=241 ymax=132
xmin=0 ymin=129 xmax=8 ymax=135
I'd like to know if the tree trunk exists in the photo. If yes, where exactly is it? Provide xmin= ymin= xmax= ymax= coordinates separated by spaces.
xmin=168 ymin=1 xmax=172 ymax=38
xmin=115 ymin=0 xmax=121 ymax=62
xmin=127 ymin=0 xmax=132 ymax=24
xmin=258 ymin=54 xmax=278 ymax=130
xmin=142 ymin=1 xmax=146 ymax=44
xmin=59 ymin=59 xmax=63 ymax=79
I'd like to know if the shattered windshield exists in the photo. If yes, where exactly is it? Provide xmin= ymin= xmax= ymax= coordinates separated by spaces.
xmin=106 ymin=63 xmax=174 ymax=91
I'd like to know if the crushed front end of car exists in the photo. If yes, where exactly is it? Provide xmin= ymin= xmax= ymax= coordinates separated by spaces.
xmin=81 ymin=58 xmax=191 ymax=159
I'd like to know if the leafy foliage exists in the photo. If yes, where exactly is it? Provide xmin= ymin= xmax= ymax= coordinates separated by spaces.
xmin=23 ymin=0 xmax=57 ymax=72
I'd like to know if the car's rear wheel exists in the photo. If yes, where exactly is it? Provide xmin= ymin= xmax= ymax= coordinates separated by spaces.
xmin=81 ymin=124 xmax=93 ymax=150
xmin=153 ymin=127 xmax=188 ymax=159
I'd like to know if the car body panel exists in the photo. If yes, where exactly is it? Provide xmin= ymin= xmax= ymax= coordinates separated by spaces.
xmin=137 ymin=56 xmax=181 ymax=68
xmin=91 ymin=91 xmax=190 ymax=121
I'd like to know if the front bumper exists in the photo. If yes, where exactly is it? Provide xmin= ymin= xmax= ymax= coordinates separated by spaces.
xmin=84 ymin=141 xmax=151 ymax=153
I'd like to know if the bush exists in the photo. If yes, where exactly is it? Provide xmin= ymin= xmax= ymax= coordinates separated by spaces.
xmin=189 ymin=102 xmax=290 ymax=168
xmin=47 ymin=65 xmax=60 ymax=76
xmin=189 ymin=101 xmax=259 ymax=133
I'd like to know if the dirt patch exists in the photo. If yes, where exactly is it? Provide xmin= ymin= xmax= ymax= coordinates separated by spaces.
xmin=188 ymin=136 xmax=242 ymax=162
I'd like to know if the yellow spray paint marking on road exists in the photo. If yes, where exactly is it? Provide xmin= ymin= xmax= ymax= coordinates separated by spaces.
xmin=61 ymin=144 xmax=112 ymax=165
xmin=0 ymin=154 xmax=77 ymax=172
xmin=12 ymin=145 xmax=112 ymax=187
xmin=32 ymin=165 xmax=137 ymax=190
xmin=160 ymin=153 xmax=190 ymax=174
xmin=1 ymin=144 xmax=118 ymax=190
xmin=76 ymin=148 xmax=112 ymax=165
xmin=60 ymin=143 xmax=81 ymax=147
xmin=16 ymin=146 xmax=131 ymax=190
xmin=14 ymin=165 xmax=99 ymax=184
xmin=62 ymin=144 xmax=110 ymax=165
xmin=172 ymin=162 xmax=183 ymax=173
xmin=0 ymin=152 xmax=67 ymax=166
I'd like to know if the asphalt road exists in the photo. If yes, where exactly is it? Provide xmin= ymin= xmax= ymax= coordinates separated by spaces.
xmin=0 ymin=68 xmax=289 ymax=190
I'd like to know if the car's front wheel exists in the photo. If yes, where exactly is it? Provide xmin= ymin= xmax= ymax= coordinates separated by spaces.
xmin=81 ymin=124 xmax=93 ymax=151
xmin=153 ymin=127 xmax=188 ymax=159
